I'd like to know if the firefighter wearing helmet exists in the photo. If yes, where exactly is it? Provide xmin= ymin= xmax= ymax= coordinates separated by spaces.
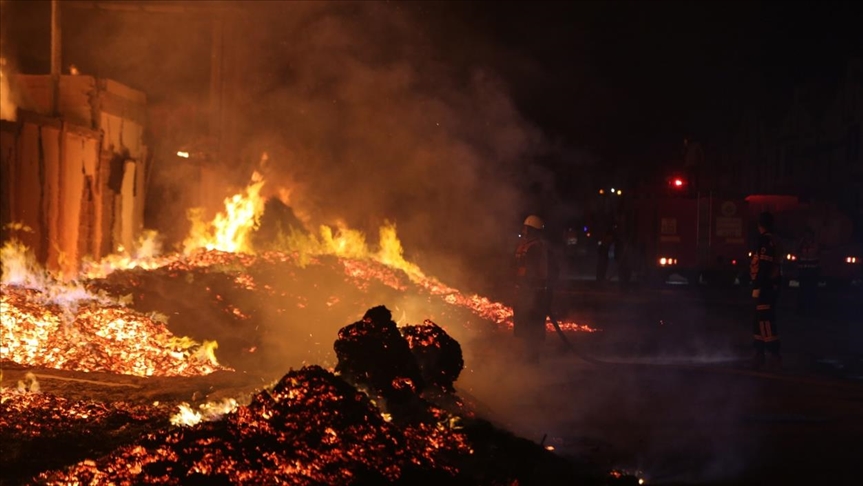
xmin=512 ymin=215 xmax=554 ymax=362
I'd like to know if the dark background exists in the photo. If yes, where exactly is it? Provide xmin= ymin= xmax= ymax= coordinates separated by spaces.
xmin=2 ymin=0 xmax=861 ymax=291
xmin=5 ymin=1 xmax=861 ymax=181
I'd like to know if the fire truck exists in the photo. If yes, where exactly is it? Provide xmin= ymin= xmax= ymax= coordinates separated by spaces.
xmin=744 ymin=195 xmax=862 ymax=288
xmin=630 ymin=177 xmax=752 ymax=286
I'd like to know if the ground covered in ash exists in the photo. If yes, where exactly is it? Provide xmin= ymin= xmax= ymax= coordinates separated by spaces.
xmin=1 ymin=253 xmax=632 ymax=485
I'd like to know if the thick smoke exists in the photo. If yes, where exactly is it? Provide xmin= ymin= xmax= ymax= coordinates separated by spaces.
xmin=227 ymin=2 xmax=548 ymax=292
xmin=45 ymin=1 xmax=554 ymax=293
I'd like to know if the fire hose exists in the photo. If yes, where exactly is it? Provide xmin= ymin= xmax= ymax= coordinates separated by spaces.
xmin=546 ymin=310 xmax=604 ymax=366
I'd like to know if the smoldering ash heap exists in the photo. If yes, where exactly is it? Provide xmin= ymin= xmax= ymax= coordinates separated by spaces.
xmin=333 ymin=305 xmax=466 ymax=423
xmin=7 ymin=304 xmax=606 ymax=485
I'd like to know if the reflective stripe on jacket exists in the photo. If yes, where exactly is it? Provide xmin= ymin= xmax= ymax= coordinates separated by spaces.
xmin=514 ymin=236 xmax=550 ymax=288
xmin=750 ymin=232 xmax=781 ymax=289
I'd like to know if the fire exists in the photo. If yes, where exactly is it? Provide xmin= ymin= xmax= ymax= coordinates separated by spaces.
xmin=1 ymin=238 xmax=229 ymax=376
xmin=25 ymin=366 xmax=477 ymax=484
xmin=0 ymin=286 xmax=229 ymax=376
xmin=271 ymin=218 xmax=596 ymax=332
xmin=3 ymin=163 xmax=596 ymax=380
xmin=184 ymin=171 xmax=266 ymax=255
xmin=171 ymin=398 xmax=240 ymax=427
xmin=2 ymin=236 xmax=43 ymax=287
xmin=81 ymin=230 xmax=171 ymax=279
xmin=2 ymin=237 xmax=109 ymax=308
xmin=74 ymin=163 xmax=595 ymax=334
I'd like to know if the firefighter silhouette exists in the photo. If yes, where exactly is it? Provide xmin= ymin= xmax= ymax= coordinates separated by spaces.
xmin=513 ymin=215 xmax=554 ymax=362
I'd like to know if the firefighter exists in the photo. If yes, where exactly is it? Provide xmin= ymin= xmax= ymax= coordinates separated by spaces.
xmin=512 ymin=215 xmax=554 ymax=362
xmin=796 ymin=228 xmax=820 ymax=316
xmin=595 ymin=226 xmax=614 ymax=283
xmin=750 ymin=211 xmax=782 ymax=370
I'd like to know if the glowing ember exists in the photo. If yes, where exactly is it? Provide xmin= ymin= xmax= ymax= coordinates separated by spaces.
xmin=0 ymin=286 xmax=228 ymax=377
xmin=35 ymin=366 xmax=472 ymax=484
xmin=171 ymin=398 xmax=240 ymax=427
xmin=3 ymin=167 xmax=596 ymax=383
xmin=83 ymin=167 xmax=594 ymax=335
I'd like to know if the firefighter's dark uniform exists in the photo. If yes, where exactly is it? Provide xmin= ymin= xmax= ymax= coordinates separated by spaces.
xmin=750 ymin=231 xmax=782 ymax=365
xmin=796 ymin=235 xmax=820 ymax=316
xmin=596 ymin=229 xmax=613 ymax=282
xmin=513 ymin=234 xmax=552 ymax=360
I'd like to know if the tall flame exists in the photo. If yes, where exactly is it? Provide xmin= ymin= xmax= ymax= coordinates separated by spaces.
xmin=184 ymin=171 xmax=266 ymax=255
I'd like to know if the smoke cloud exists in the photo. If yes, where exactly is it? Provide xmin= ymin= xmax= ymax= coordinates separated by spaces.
xmin=1 ymin=0 xmax=590 ymax=295
xmin=25 ymin=1 xmax=555 ymax=293
xmin=227 ymin=2 xmax=548 ymax=291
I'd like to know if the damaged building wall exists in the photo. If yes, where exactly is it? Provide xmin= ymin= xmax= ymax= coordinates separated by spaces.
xmin=0 ymin=74 xmax=148 ymax=276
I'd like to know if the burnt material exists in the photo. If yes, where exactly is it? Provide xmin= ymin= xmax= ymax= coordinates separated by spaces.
xmin=5 ymin=319 xmax=607 ymax=486
xmin=402 ymin=319 xmax=464 ymax=393
xmin=33 ymin=366 xmax=471 ymax=485
xmin=0 ymin=391 xmax=170 ymax=486
xmin=334 ymin=305 xmax=426 ymax=414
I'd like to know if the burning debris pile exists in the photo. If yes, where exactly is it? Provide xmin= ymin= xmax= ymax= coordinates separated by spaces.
xmin=0 ymin=242 xmax=228 ymax=378
xmin=402 ymin=319 xmax=464 ymax=394
xmin=0 ymin=170 xmax=594 ymax=382
xmin=5 ymin=306 xmax=606 ymax=486
xmin=335 ymin=306 xmax=427 ymax=420
xmin=78 ymin=241 xmax=595 ymax=375
xmin=0 ymin=386 xmax=172 ymax=485
xmin=29 ymin=364 xmax=469 ymax=485
xmin=1 ymin=286 xmax=225 ymax=378
xmin=0 ymin=171 xmax=614 ymax=485
xmin=84 ymin=249 xmax=462 ymax=375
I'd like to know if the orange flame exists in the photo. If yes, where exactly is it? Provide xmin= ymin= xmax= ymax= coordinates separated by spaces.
xmin=2 ymin=163 xmax=596 ymax=379
xmin=81 ymin=230 xmax=171 ymax=279
xmin=1 ymin=238 xmax=228 ymax=376
xmin=184 ymin=171 xmax=266 ymax=255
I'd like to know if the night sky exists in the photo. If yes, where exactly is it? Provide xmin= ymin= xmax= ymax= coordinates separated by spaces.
xmin=431 ymin=1 xmax=863 ymax=166
xmin=4 ymin=1 xmax=861 ymax=172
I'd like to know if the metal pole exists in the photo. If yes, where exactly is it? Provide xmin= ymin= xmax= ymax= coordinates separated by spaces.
xmin=50 ymin=0 xmax=62 ymax=116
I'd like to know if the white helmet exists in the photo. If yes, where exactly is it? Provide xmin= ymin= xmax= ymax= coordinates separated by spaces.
xmin=523 ymin=215 xmax=544 ymax=229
